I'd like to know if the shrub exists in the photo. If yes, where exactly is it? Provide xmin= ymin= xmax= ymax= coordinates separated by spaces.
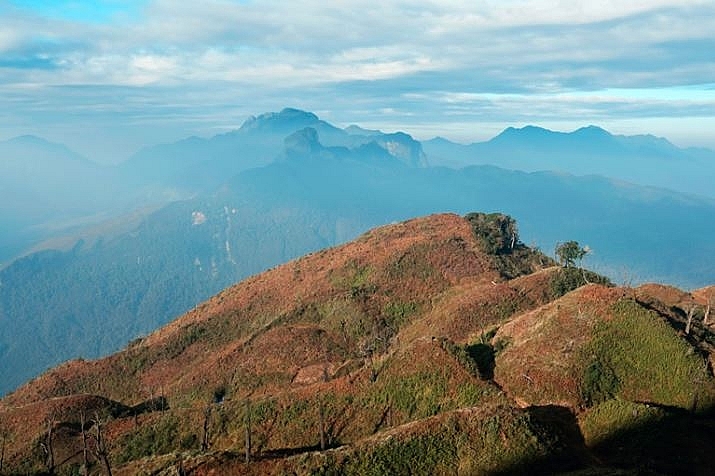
xmin=549 ymin=267 xmax=611 ymax=299
xmin=581 ymin=359 xmax=620 ymax=406
xmin=465 ymin=212 xmax=519 ymax=255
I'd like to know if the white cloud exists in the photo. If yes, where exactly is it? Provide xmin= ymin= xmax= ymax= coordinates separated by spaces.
xmin=0 ymin=0 xmax=714 ymax=158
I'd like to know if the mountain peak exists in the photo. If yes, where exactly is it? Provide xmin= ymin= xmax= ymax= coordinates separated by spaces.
xmin=283 ymin=126 xmax=323 ymax=157
xmin=239 ymin=108 xmax=321 ymax=133
xmin=490 ymin=125 xmax=554 ymax=143
xmin=573 ymin=125 xmax=611 ymax=137
xmin=374 ymin=131 xmax=428 ymax=167
xmin=1 ymin=134 xmax=93 ymax=165
xmin=277 ymin=107 xmax=319 ymax=121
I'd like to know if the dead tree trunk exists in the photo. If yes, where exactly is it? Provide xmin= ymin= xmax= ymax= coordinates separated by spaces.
xmin=80 ymin=410 xmax=90 ymax=476
xmin=319 ymin=402 xmax=326 ymax=451
xmin=201 ymin=405 xmax=211 ymax=452
xmin=244 ymin=399 xmax=251 ymax=464
xmin=91 ymin=413 xmax=112 ymax=476
xmin=704 ymin=302 xmax=711 ymax=326
xmin=319 ymin=363 xmax=329 ymax=450
xmin=40 ymin=417 xmax=55 ymax=475
xmin=685 ymin=305 xmax=697 ymax=335
xmin=1 ymin=431 xmax=6 ymax=473
xmin=340 ymin=320 xmax=349 ymax=348
xmin=365 ymin=349 xmax=377 ymax=382
xmin=581 ymin=266 xmax=591 ymax=285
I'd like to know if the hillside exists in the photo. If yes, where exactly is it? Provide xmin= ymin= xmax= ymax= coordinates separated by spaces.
xmin=1 ymin=213 xmax=713 ymax=475
xmin=3 ymin=122 xmax=715 ymax=396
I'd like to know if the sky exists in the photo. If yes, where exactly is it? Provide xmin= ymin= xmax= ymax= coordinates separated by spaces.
xmin=1 ymin=0 xmax=714 ymax=164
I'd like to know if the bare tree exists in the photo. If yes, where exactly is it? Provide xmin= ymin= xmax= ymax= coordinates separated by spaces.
xmin=244 ymin=399 xmax=251 ymax=464
xmin=91 ymin=412 xmax=112 ymax=476
xmin=79 ymin=410 xmax=90 ymax=476
xmin=361 ymin=345 xmax=377 ymax=382
xmin=0 ymin=425 xmax=8 ymax=473
xmin=685 ymin=304 xmax=698 ymax=335
xmin=340 ymin=319 xmax=349 ymax=348
xmin=201 ymin=405 xmax=211 ymax=452
xmin=319 ymin=363 xmax=330 ymax=451
xmin=40 ymin=417 xmax=55 ymax=475
xmin=704 ymin=295 xmax=712 ymax=326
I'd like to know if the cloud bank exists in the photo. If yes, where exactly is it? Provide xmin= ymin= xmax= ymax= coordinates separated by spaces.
xmin=1 ymin=0 xmax=713 ymax=161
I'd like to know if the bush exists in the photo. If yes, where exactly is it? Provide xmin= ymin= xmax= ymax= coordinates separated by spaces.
xmin=581 ymin=359 xmax=620 ymax=406
xmin=465 ymin=212 xmax=519 ymax=255
xmin=549 ymin=267 xmax=611 ymax=299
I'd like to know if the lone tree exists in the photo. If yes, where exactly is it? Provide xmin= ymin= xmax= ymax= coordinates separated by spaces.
xmin=556 ymin=241 xmax=588 ymax=268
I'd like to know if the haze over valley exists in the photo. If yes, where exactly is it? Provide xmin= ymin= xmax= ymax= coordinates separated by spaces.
xmin=1 ymin=2 xmax=714 ymax=475
xmin=2 ymin=108 xmax=715 ymax=396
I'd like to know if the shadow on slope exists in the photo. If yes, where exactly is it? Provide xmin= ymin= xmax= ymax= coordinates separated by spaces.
xmin=578 ymin=402 xmax=715 ymax=476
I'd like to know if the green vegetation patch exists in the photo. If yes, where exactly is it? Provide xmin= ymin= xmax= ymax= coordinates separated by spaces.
xmin=464 ymin=212 xmax=554 ymax=278
xmin=549 ymin=267 xmax=611 ymax=299
xmin=329 ymin=260 xmax=375 ymax=297
xmin=579 ymin=399 xmax=665 ymax=447
xmin=339 ymin=430 xmax=458 ymax=476
xmin=579 ymin=299 xmax=712 ymax=409
xmin=578 ymin=399 xmax=715 ymax=475
xmin=382 ymin=301 xmax=419 ymax=329
xmin=439 ymin=338 xmax=495 ymax=381
xmin=465 ymin=212 xmax=519 ymax=255
xmin=116 ymin=413 xmax=198 ymax=463
xmin=386 ymin=243 xmax=437 ymax=282
xmin=311 ymin=405 xmax=561 ymax=476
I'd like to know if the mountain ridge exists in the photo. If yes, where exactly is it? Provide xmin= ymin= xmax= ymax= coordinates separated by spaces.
xmin=424 ymin=123 xmax=714 ymax=197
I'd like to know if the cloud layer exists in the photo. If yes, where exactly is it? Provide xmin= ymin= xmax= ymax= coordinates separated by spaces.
xmin=1 ymin=0 xmax=714 ymax=161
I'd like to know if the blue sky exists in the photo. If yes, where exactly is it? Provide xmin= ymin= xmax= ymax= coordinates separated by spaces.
xmin=1 ymin=0 xmax=714 ymax=163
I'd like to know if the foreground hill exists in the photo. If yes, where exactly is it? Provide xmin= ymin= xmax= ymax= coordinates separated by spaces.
xmin=1 ymin=213 xmax=713 ymax=475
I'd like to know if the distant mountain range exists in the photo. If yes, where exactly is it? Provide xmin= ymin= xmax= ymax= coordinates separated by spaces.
xmin=1 ymin=108 xmax=715 ymax=395
xmin=0 ymin=109 xmax=428 ymax=264
xmin=424 ymin=124 xmax=715 ymax=198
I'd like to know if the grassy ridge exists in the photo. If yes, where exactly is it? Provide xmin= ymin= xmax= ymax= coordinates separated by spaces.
xmin=580 ymin=299 xmax=712 ymax=409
